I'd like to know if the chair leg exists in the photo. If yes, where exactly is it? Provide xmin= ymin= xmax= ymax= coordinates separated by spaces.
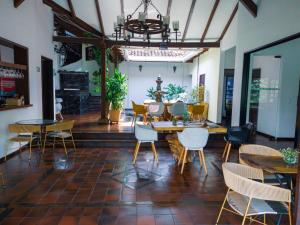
xmin=263 ymin=214 xmax=266 ymax=225
xmin=198 ymin=151 xmax=202 ymax=167
xmin=178 ymin=149 xmax=184 ymax=166
xmin=200 ymin=150 xmax=208 ymax=175
xmin=222 ymin=141 xmax=229 ymax=159
xmin=151 ymin=142 xmax=158 ymax=163
xmin=42 ymin=134 xmax=47 ymax=154
xmin=224 ymin=142 xmax=232 ymax=162
xmin=70 ymin=132 xmax=76 ymax=151
xmin=132 ymin=141 xmax=141 ymax=164
xmin=288 ymin=203 xmax=292 ymax=225
xmin=180 ymin=149 xmax=188 ymax=174
xmin=131 ymin=114 xmax=137 ymax=127
xmin=241 ymin=198 xmax=252 ymax=225
xmin=216 ymin=189 xmax=229 ymax=224
xmin=62 ymin=137 xmax=68 ymax=155
xmin=28 ymin=138 xmax=32 ymax=160
xmin=53 ymin=137 xmax=56 ymax=150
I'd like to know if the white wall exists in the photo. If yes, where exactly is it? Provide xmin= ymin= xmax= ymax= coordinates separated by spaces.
xmin=250 ymin=39 xmax=300 ymax=138
xmin=0 ymin=0 xmax=54 ymax=158
xmin=190 ymin=48 xmax=221 ymax=123
xmin=119 ymin=61 xmax=192 ymax=109
xmin=231 ymin=0 xmax=300 ymax=125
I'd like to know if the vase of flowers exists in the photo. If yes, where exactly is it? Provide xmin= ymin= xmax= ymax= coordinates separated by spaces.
xmin=281 ymin=147 xmax=298 ymax=165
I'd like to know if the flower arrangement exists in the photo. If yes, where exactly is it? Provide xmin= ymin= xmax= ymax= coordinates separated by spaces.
xmin=281 ymin=147 xmax=298 ymax=165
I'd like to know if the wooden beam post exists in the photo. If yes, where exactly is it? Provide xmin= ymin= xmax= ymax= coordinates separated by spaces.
xmin=98 ymin=40 xmax=109 ymax=124
xmin=95 ymin=0 xmax=105 ymax=35
xmin=166 ymin=0 xmax=172 ymax=16
xmin=239 ymin=0 xmax=257 ymax=17
xmin=181 ymin=0 xmax=197 ymax=42
xmin=67 ymin=0 xmax=76 ymax=17
xmin=218 ymin=3 xmax=238 ymax=42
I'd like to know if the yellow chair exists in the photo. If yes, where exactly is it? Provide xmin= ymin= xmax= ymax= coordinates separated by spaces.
xmin=188 ymin=102 xmax=209 ymax=121
xmin=131 ymin=101 xmax=147 ymax=126
xmin=7 ymin=124 xmax=41 ymax=160
xmin=43 ymin=120 xmax=76 ymax=155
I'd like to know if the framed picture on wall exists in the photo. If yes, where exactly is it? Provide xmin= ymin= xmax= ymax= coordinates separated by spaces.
xmin=86 ymin=46 xmax=96 ymax=61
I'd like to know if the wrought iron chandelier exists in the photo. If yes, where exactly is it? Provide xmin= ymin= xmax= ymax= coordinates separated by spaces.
xmin=113 ymin=0 xmax=180 ymax=44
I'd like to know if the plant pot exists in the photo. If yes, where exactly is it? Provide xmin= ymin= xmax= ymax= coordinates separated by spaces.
xmin=109 ymin=109 xmax=121 ymax=123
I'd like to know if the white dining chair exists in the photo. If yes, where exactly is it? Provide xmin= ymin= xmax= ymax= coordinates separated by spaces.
xmin=177 ymin=128 xmax=209 ymax=174
xmin=132 ymin=123 xmax=158 ymax=164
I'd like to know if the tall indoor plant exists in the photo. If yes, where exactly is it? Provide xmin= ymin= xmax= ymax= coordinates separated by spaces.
xmin=106 ymin=69 xmax=128 ymax=123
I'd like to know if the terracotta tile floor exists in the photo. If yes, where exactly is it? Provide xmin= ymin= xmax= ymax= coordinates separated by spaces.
xmin=0 ymin=144 xmax=292 ymax=225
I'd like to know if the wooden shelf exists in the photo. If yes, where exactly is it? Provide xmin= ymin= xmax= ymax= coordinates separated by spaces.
xmin=0 ymin=61 xmax=27 ymax=70
xmin=0 ymin=104 xmax=32 ymax=111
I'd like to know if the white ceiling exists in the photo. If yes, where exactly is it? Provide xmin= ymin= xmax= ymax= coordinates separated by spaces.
xmin=53 ymin=0 xmax=238 ymax=43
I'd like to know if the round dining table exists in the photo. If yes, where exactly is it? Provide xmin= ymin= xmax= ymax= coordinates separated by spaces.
xmin=17 ymin=119 xmax=57 ymax=126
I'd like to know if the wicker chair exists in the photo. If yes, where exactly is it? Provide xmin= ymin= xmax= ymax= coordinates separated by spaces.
xmin=43 ymin=120 xmax=76 ymax=155
xmin=216 ymin=163 xmax=292 ymax=225
xmin=131 ymin=101 xmax=147 ymax=126
xmin=188 ymin=103 xmax=209 ymax=121
xmin=177 ymin=128 xmax=209 ymax=175
xmin=7 ymin=124 xmax=41 ymax=160
xmin=133 ymin=123 xmax=158 ymax=164
xmin=239 ymin=144 xmax=287 ymax=186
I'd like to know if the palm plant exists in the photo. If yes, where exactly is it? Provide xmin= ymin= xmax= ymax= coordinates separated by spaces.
xmin=106 ymin=69 xmax=128 ymax=110
xmin=164 ymin=84 xmax=185 ymax=101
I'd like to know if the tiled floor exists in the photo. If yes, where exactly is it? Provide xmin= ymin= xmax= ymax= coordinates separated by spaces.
xmin=0 ymin=142 xmax=292 ymax=224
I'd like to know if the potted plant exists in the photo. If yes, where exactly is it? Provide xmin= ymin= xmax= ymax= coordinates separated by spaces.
xmin=106 ymin=69 xmax=128 ymax=123
xmin=281 ymin=147 xmax=298 ymax=165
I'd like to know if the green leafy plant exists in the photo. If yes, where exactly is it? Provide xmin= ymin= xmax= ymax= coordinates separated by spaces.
xmin=90 ymin=70 xmax=101 ymax=94
xmin=146 ymin=87 xmax=156 ymax=100
xmin=164 ymin=84 xmax=185 ymax=101
xmin=106 ymin=69 xmax=128 ymax=110
xmin=183 ymin=110 xmax=190 ymax=125
xmin=191 ymin=86 xmax=204 ymax=103
xmin=281 ymin=147 xmax=298 ymax=164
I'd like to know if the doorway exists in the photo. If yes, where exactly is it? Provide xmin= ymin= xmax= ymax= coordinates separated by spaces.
xmin=41 ymin=56 xmax=54 ymax=120
xmin=222 ymin=69 xmax=234 ymax=125
xmin=296 ymin=79 xmax=300 ymax=148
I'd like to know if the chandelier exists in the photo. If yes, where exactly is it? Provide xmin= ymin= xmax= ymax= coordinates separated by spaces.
xmin=113 ymin=0 xmax=180 ymax=44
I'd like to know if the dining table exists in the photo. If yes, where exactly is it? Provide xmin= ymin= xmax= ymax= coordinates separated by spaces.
xmin=151 ymin=120 xmax=227 ymax=162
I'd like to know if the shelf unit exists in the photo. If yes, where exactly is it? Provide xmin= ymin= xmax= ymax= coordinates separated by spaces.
xmin=0 ymin=61 xmax=27 ymax=70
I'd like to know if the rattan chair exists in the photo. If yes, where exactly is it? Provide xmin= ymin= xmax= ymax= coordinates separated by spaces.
xmin=239 ymin=144 xmax=287 ymax=186
xmin=7 ymin=124 xmax=41 ymax=160
xmin=43 ymin=120 xmax=76 ymax=155
xmin=216 ymin=163 xmax=292 ymax=225
xmin=131 ymin=101 xmax=147 ymax=126
xmin=177 ymin=128 xmax=209 ymax=175
xmin=132 ymin=123 xmax=158 ymax=164
xmin=147 ymin=102 xmax=164 ymax=121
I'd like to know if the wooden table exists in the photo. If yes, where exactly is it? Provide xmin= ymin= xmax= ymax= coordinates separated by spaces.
xmin=151 ymin=121 xmax=227 ymax=134
xmin=240 ymin=153 xmax=298 ymax=174
xmin=151 ymin=121 xmax=227 ymax=162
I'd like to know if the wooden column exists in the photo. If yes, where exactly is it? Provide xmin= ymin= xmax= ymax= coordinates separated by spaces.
xmin=295 ymin=80 xmax=300 ymax=225
xmin=98 ymin=40 xmax=109 ymax=124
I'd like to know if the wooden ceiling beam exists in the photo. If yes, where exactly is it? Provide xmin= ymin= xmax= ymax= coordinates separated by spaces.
xmin=67 ymin=0 xmax=76 ymax=18
xmin=240 ymin=0 xmax=257 ymax=17
xmin=186 ymin=48 xmax=208 ymax=62
xmin=53 ymin=36 xmax=220 ymax=48
xmin=43 ymin=0 xmax=102 ymax=37
xmin=166 ymin=0 xmax=172 ymax=17
xmin=55 ymin=14 xmax=87 ymax=37
xmin=218 ymin=3 xmax=238 ymax=42
xmin=14 ymin=0 xmax=25 ymax=8
xmin=95 ymin=0 xmax=105 ymax=35
xmin=200 ymin=0 xmax=220 ymax=43
xmin=181 ymin=0 xmax=197 ymax=42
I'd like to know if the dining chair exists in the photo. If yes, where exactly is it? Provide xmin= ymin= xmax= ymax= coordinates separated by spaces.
xmin=43 ymin=120 xmax=76 ymax=155
xmin=222 ymin=122 xmax=254 ymax=162
xmin=7 ymin=124 xmax=41 ymax=160
xmin=239 ymin=144 xmax=287 ymax=186
xmin=216 ymin=162 xmax=292 ymax=225
xmin=169 ymin=102 xmax=187 ymax=119
xmin=188 ymin=102 xmax=209 ymax=121
xmin=131 ymin=101 xmax=147 ymax=126
xmin=147 ymin=102 xmax=164 ymax=121
xmin=177 ymin=128 xmax=209 ymax=175
xmin=132 ymin=123 xmax=158 ymax=164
